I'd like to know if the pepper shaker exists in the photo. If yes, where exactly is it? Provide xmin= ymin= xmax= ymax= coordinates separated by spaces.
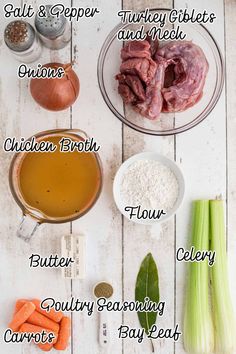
xmin=4 ymin=20 xmax=42 ymax=63
xmin=35 ymin=5 xmax=71 ymax=50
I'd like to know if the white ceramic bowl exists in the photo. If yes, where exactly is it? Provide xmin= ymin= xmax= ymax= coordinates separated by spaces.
xmin=113 ymin=152 xmax=185 ymax=225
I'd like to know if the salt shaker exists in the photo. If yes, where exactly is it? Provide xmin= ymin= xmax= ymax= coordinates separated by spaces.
xmin=35 ymin=5 xmax=71 ymax=50
xmin=4 ymin=21 xmax=42 ymax=63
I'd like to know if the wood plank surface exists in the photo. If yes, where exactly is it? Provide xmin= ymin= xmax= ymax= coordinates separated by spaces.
xmin=71 ymin=0 xmax=123 ymax=353
xmin=174 ymin=0 xmax=227 ymax=353
xmin=121 ymin=1 xmax=175 ymax=353
xmin=225 ymin=0 xmax=236 ymax=317
xmin=0 ymin=0 xmax=72 ymax=353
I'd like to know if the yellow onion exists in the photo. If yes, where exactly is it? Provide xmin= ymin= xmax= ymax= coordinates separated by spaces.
xmin=30 ymin=63 xmax=80 ymax=111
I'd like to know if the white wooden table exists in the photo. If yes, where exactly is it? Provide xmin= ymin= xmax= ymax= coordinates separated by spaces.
xmin=0 ymin=0 xmax=235 ymax=353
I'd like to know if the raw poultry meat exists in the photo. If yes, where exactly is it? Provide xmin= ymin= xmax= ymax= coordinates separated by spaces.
xmin=135 ymin=56 xmax=165 ymax=119
xmin=156 ymin=41 xmax=209 ymax=112
xmin=116 ymin=40 xmax=164 ymax=120
xmin=121 ymin=40 xmax=151 ymax=60
xmin=120 ymin=57 xmax=157 ymax=85
xmin=116 ymin=38 xmax=209 ymax=120
xmin=116 ymin=73 xmax=146 ymax=103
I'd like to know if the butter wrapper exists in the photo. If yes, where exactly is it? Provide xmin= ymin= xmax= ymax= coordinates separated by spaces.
xmin=61 ymin=234 xmax=85 ymax=279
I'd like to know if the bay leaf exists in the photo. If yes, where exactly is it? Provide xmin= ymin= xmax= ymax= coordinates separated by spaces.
xmin=135 ymin=252 xmax=159 ymax=335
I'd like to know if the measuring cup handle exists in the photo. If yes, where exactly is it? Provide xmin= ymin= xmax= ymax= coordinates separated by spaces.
xmin=17 ymin=215 xmax=40 ymax=242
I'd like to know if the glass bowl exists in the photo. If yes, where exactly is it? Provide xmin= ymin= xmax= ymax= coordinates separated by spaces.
xmin=97 ymin=8 xmax=224 ymax=136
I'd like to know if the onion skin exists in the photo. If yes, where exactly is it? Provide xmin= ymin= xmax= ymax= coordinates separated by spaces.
xmin=30 ymin=63 xmax=80 ymax=111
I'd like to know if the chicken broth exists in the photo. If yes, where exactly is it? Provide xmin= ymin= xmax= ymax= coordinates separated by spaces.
xmin=18 ymin=134 xmax=101 ymax=219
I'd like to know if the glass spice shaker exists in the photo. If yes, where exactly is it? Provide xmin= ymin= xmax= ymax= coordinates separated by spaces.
xmin=4 ymin=20 xmax=42 ymax=63
xmin=35 ymin=5 xmax=71 ymax=50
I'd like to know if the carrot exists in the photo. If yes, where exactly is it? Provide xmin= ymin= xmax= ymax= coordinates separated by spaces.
xmin=27 ymin=311 xmax=59 ymax=333
xmin=14 ymin=299 xmax=27 ymax=314
xmin=14 ymin=299 xmax=63 ymax=323
xmin=37 ymin=342 xmax=53 ymax=351
xmin=31 ymin=299 xmax=63 ymax=323
xmin=20 ymin=323 xmax=57 ymax=351
xmin=53 ymin=316 xmax=71 ymax=350
xmin=9 ymin=301 xmax=36 ymax=332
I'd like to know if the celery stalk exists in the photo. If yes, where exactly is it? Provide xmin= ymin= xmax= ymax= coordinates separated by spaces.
xmin=210 ymin=200 xmax=236 ymax=354
xmin=184 ymin=200 xmax=214 ymax=354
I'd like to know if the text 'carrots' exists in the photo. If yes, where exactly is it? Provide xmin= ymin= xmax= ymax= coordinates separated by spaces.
xmin=20 ymin=323 xmax=57 ymax=352
xmin=8 ymin=299 xmax=70 ymax=351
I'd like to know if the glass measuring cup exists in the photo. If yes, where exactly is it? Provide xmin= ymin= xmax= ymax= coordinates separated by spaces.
xmin=9 ymin=129 xmax=103 ymax=242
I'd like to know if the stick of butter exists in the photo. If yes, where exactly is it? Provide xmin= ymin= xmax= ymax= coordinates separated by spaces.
xmin=61 ymin=234 xmax=85 ymax=279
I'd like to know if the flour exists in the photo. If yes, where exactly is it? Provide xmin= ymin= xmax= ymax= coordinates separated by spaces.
xmin=120 ymin=160 xmax=179 ymax=211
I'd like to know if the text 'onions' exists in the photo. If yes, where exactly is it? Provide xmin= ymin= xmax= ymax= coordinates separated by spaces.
xmin=30 ymin=63 xmax=80 ymax=111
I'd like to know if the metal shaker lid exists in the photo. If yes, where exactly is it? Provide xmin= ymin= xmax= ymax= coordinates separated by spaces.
xmin=35 ymin=5 xmax=67 ymax=39
xmin=4 ymin=21 xmax=35 ymax=52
